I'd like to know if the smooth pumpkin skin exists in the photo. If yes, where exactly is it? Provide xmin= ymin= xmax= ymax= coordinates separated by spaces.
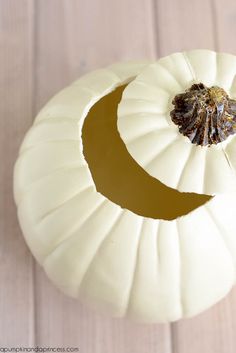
xmin=118 ymin=50 xmax=236 ymax=195
xmin=14 ymin=61 xmax=236 ymax=323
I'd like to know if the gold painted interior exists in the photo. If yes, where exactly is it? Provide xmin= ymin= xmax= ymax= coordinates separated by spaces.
xmin=82 ymin=85 xmax=211 ymax=220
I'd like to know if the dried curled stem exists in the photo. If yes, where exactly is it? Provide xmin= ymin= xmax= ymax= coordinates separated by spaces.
xmin=170 ymin=83 xmax=236 ymax=146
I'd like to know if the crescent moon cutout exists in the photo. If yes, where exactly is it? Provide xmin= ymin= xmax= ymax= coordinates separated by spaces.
xmin=82 ymin=84 xmax=211 ymax=220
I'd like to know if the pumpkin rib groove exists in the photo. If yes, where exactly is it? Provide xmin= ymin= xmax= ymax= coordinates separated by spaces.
xmin=176 ymin=146 xmax=195 ymax=189
xmin=205 ymin=205 xmax=236 ymax=277
xmin=124 ymin=217 xmax=145 ymax=317
xmin=76 ymin=209 xmax=125 ymax=297
xmin=146 ymin=139 xmax=192 ymax=189
xmin=226 ymin=62 xmax=236 ymax=93
xmin=34 ymin=115 xmax=78 ymax=126
xmin=69 ymin=84 xmax=99 ymax=97
xmin=117 ymin=111 xmax=167 ymax=120
xmin=21 ymin=139 xmax=80 ymax=149
xmin=106 ymin=68 xmax=125 ymax=83
xmin=121 ymin=101 xmax=166 ymax=115
xmin=107 ymin=66 xmax=148 ymax=82
xmin=107 ymin=62 xmax=151 ymax=79
xmin=14 ymin=140 xmax=88 ymax=198
xmin=20 ymin=139 xmax=81 ymax=153
xmin=214 ymin=51 xmax=236 ymax=90
xmin=107 ymin=76 xmax=133 ymax=88
xmin=119 ymin=109 xmax=168 ymax=117
xmin=120 ymin=97 xmax=165 ymax=105
xmin=116 ymin=115 xmax=168 ymax=142
xmin=125 ymin=126 xmax=171 ymax=146
xmin=150 ymin=63 xmax=182 ymax=94
xmin=229 ymin=75 xmax=236 ymax=96
xmin=156 ymin=221 xmax=161 ymax=271
xmin=164 ymin=52 xmax=195 ymax=86
xmin=36 ymin=184 xmax=95 ymax=225
xmin=222 ymin=145 xmax=235 ymax=173
xmin=182 ymin=52 xmax=196 ymax=81
xmin=128 ymin=131 xmax=177 ymax=168
xmin=17 ymin=140 xmax=82 ymax=165
xmin=120 ymin=112 xmax=169 ymax=131
xmin=33 ymin=116 xmax=78 ymax=126
xmin=200 ymin=148 xmax=208 ymax=195
xmin=128 ymin=79 xmax=171 ymax=98
xmin=42 ymin=197 xmax=110 ymax=263
xmin=73 ymin=68 xmax=121 ymax=85
xmin=224 ymin=146 xmax=236 ymax=175
xmin=182 ymin=51 xmax=197 ymax=81
xmin=215 ymin=51 xmax=220 ymax=86
xmin=175 ymin=219 xmax=184 ymax=318
xmin=34 ymin=87 xmax=95 ymax=124
xmin=143 ymin=136 xmax=179 ymax=170
xmin=15 ymin=163 xmax=89 ymax=206
xmin=20 ymin=122 xmax=79 ymax=152
xmin=214 ymin=52 xmax=236 ymax=90
xmin=179 ymin=147 xmax=207 ymax=194
xmin=157 ymin=60 xmax=184 ymax=90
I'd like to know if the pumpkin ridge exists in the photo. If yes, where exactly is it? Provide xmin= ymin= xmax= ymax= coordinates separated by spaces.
xmin=125 ymin=126 xmax=171 ymax=145
xmin=204 ymin=206 xmax=236 ymax=279
xmin=176 ymin=146 xmax=195 ymax=189
xmin=21 ymin=139 xmax=82 ymax=152
xmin=201 ymin=148 xmax=209 ymax=195
xmin=156 ymin=221 xmax=162 ymax=270
xmin=145 ymin=138 xmax=192 ymax=189
xmin=183 ymin=51 xmax=196 ymax=81
xmin=144 ymin=136 xmax=179 ymax=170
xmin=33 ymin=116 xmax=78 ymax=126
xmin=222 ymin=145 xmax=235 ymax=172
xmin=15 ymin=163 xmax=89 ymax=206
xmin=34 ymin=115 xmax=78 ymax=126
xmin=157 ymin=60 xmax=184 ymax=91
xmin=36 ymin=185 xmax=94 ymax=225
xmin=124 ymin=218 xmax=144 ymax=317
xmin=77 ymin=209 xmax=125 ymax=297
xmin=175 ymin=219 xmax=184 ymax=318
xmin=16 ymin=140 xmax=86 ymax=180
xmin=42 ymin=197 xmax=109 ymax=263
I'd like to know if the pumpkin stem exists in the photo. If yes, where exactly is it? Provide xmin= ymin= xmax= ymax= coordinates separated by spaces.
xmin=170 ymin=83 xmax=236 ymax=146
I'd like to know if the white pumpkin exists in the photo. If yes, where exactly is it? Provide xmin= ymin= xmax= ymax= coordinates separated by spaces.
xmin=14 ymin=60 xmax=236 ymax=323
xmin=118 ymin=50 xmax=236 ymax=195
